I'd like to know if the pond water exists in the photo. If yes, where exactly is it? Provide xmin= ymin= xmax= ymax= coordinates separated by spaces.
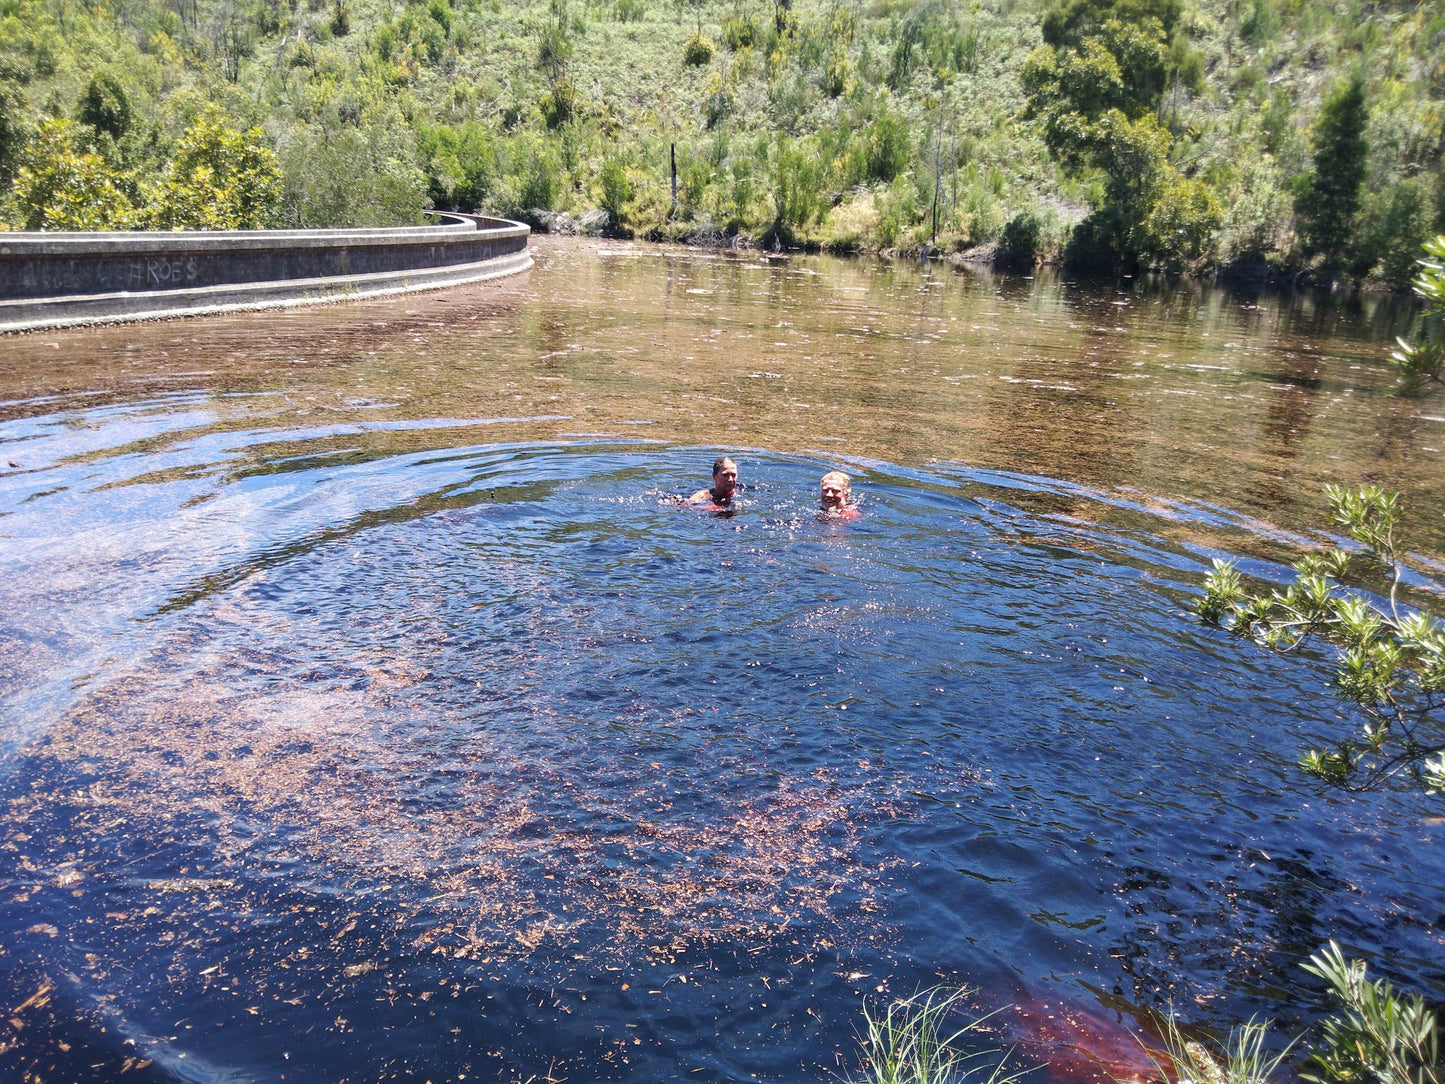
xmin=1 ymin=237 xmax=1442 ymax=1083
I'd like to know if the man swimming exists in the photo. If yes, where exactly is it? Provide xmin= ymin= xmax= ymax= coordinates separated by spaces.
xmin=691 ymin=456 xmax=740 ymax=507
xmin=820 ymin=470 xmax=859 ymax=518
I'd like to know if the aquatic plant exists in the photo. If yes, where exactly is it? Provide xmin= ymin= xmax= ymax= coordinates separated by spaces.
xmin=1148 ymin=1015 xmax=1296 ymax=1084
xmin=1302 ymin=942 xmax=1441 ymax=1084
xmin=1198 ymin=486 xmax=1445 ymax=797
xmin=853 ymin=986 xmax=1029 ymax=1084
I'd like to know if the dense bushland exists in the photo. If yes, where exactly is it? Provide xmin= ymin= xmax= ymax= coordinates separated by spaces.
xmin=0 ymin=0 xmax=1441 ymax=279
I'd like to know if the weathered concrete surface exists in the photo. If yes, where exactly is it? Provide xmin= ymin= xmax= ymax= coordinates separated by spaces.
xmin=0 ymin=212 xmax=531 ymax=332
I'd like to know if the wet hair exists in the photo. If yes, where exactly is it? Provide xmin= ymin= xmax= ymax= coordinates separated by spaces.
xmin=713 ymin=456 xmax=737 ymax=476
xmin=821 ymin=470 xmax=851 ymax=492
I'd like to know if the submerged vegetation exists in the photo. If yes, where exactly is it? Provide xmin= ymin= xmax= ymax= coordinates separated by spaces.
xmin=0 ymin=0 xmax=1440 ymax=277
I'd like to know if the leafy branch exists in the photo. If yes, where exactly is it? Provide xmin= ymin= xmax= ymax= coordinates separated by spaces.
xmin=1302 ymin=943 xmax=1441 ymax=1084
xmin=1390 ymin=235 xmax=1445 ymax=392
xmin=1198 ymin=486 xmax=1445 ymax=796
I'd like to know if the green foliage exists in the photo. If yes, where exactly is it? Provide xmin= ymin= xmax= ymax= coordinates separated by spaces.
xmin=722 ymin=15 xmax=757 ymax=50
xmin=1150 ymin=1015 xmax=1296 ymax=1084
xmin=148 ymin=108 xmax=281 ymax=229
xmin=279 ymin=121 xmax=428 ymax=228
xmin=851 ymin=986 xmax=1028 ymax=1084
xmin=596 ymin=153 xmax=632 ymax=233
xmin=1295 ymin=74 xmax=1369 ymax=268
xmin=683 ymin=31 xmax=712 ymax=66
xmin=1353 ymin=178 xmax=1434 ymax=288
xmin=1198 ymin=486 xmax=1445 ymax=797
xmin=418 ymin=120 xmax=500 ymax=210
xmin=0 ymin=56 xmax=31 ymax=183
xmin=1023 ymin=0 xmax=1217 ymax=271
xmin=995 ymin=211 xmax=1040 ymax=271
xmin=1041 ymin=0 xmax=1181 ymax=49
xmin=1302 ymin=942 xmax=1441 ymax=1084
xmin=763 ymin=133 xmax=825 ymax=246
xmin=0 ymin=0 xmax=1437 ymax=255
xmin=539 ymin=75 xmax=579 ymax=127
xmin=864 ymin=100 xmax=910 ymax=184
xmin=77 ymin=72 xmax=133 ymax=141
xmin=537 ymin=4 xmax=574 ymax=79
xmin=612 ymin=0 xmax=645 ymax=22
xmin=8 ymin=117 xmax=135 ymax=229
xmin=1389 ymin=235 xmax=1445 ymax=390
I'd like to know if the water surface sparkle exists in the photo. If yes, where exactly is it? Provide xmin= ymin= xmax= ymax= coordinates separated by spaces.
xmin=1 ymin=239 xmax=1442 ymax=1083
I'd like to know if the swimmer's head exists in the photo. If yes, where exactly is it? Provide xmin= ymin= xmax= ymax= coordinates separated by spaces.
xmin=820 ymin=470 xmax=851 ymax=512
xmin=712 ymin=457 xmax=739 ymax=499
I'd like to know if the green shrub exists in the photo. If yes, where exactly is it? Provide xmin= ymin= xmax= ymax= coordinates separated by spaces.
xmin=864 ymin=103 xmax=909 ymax=183
xmin=537 ymin=19 xmax=573 ymax=77
xmin=995 ymin=211 xmax=1040 ymax=271
xmin=822 ymin=41 xmax=850 ymax=96
xmin=596 ymin=154 xmax=632 ymax=232
xmin=9 ymin=118 xmax=136 ymax=230
xmin=1303 ymin=942 xmax=1441 ymax=1084
xmin=148 ymin=107 xmax=283 ymax=229
xmin=1216 ymin=155 xmax=1291 ymax=266
xmin=279 ymin=120 xmax=429 ymax=227
xmin=539 ymin=76 xmax=578 ymax=127
xmin=1389 ymin=235 xmax=1444 ymax=391
xmin=722 ymin=15 xmax=756 ymax=49
xmin=1352 ymin=176 xmax=1432 ymax=287
xmin=1199 ymin=485 xmax=1445 ymax=793
xmin=1142 ymin=173 xmax=1221 ymax=269
xmin=821 ymin=188 xmax=880 ymax=252
xmin=613 ymin=0 xmax=645 ymax=21
xmin=683 ymin=32 xmax=713 ymax=65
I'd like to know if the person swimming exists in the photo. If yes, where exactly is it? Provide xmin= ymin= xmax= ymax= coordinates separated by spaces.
xmin=820 ymin=470 xmax=859 ymax=518
xmin=690 ymin=456 xmax=740 ymax=507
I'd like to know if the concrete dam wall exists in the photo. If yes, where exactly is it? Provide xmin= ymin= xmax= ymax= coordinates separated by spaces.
xmin=0 ymin=212 xmax=531 ymax=332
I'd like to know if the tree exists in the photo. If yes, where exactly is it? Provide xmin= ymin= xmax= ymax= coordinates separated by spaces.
xmin=1294 ymin=74 xmax=1368 ymax=269
xmin=149 ymin=108 xmax=282 ymax=229
xmin=1199 ymin=486 xmax=1444 ymax=797
xmin=9 ymin=118 xmax=135 ymax=230
xmin=1389 ymin=235 xmax=1444 ymax=391
xmin=0 ymin=56 xmax=30 ymax=185
xmin=77 ymin=71 xmax=133 ymax=141
xmin=1022 ymin=6 xmax=1219 ymax=271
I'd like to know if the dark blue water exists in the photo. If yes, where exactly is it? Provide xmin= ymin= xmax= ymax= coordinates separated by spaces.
xmin=2 ymin=414 xmax=1441 ymax=1081
xmin=3 ymin=239 xmax=1443 ymax=1080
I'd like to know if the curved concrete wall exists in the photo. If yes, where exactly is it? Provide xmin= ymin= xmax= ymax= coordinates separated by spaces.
xmin=0 ymin=212 xmax=531 ymax=332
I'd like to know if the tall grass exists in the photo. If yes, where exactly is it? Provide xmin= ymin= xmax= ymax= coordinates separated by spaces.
xmin=1147 ymin=1016 xmax=1297 ymax=1084
xmin=853 ymin=986 xmax=1031 ymax=1084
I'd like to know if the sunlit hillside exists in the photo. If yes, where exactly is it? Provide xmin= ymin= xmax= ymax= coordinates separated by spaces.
xmin=0 ymin=0 xmax=1441 ymax=276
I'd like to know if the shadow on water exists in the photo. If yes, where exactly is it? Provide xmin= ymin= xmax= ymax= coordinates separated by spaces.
xmin=1 ymin=239 xmax=1442 ymax=1082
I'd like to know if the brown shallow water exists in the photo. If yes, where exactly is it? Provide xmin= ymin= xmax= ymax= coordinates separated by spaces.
xmin=0 ymin=236 xmax=1442 ymax=1084
xmin=4 ymin=236 xmax=1440 ymax=549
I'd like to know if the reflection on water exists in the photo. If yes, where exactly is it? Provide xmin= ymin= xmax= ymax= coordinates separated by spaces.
xmin=0 ymin=239 xmax=1442 ymax=1083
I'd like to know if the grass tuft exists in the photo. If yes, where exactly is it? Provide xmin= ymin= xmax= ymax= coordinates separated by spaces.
xmin=853 ymin=985 xmax=1032 ymax=1084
